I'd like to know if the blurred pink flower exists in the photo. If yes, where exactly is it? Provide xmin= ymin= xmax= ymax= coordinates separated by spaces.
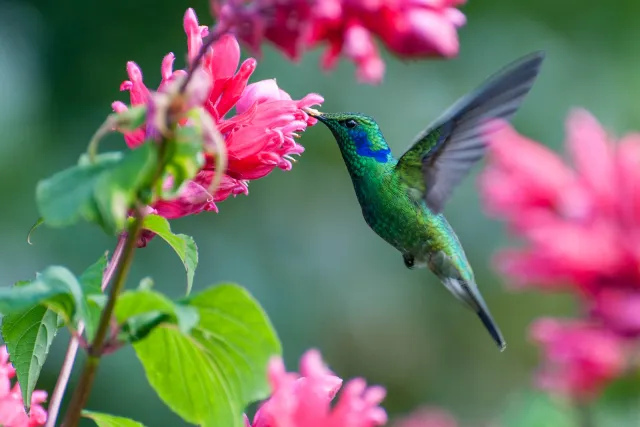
xmin=113 ymin=7 xmax=323 ymax=221
xmin=0 ymin=346 xmax=47 ymax=427
xmin=215 ymin=0 xmax=466 ymax=83
xmin=246 ymin=349 xmax=387 ymax=427
xmin=392 ymin=407 xmax=458 ymax=427
xmin=479 ymin=110 xmax=640 ymax=333
xmin=530 ymin=318 xmax=626 ymax=400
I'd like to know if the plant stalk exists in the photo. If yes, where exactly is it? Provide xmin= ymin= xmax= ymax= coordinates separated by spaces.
xmin=61 ymin=213 xmax=144 ymax=427
xmin=44 ymin=233 xmax=128 ymax=427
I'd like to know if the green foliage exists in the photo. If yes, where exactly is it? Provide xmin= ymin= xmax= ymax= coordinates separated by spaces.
xmin=0 ymin=256 xmax=106 ymax=408
xmin=160 ymin=120 xmax=205 ymax=198
xmin=36 ymin=144 xmax=158 ymax=235
xmin=1 ymin=292 xmax=59 ymax=411
xmin=0 ymin=267 xmax=91 ymax=334
xmin=115 ymin=288 xmax=199 ymax=341
xmin=83 ymin=410 xmax=146 ymax=427
xmin=142 ymin=214 xmax=198 ymax=295
xmin=129 ymin=284 xmax=281 ymax=427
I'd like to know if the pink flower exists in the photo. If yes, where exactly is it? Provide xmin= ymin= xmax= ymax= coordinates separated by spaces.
xmin=392 ymin=407 xmax=458 ymax=427
xmin=113 ymin=8 xmax=323 ymax=220
xmin=246 ymin=349 xmax=387 ymax=427
xmin=530 ymin=319 xmax=626 ymax=400
xmin=216 ymin=0 xmax=466 ymax=84
xmin=0 ymin=346 xmax=47 ymax=427
xmin=479 ymin=110 xmax=640 ymax=334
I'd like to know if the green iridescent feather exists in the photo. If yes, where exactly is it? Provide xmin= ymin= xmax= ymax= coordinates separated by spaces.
xmin=309 ymin=51 xmax=546 ymax=351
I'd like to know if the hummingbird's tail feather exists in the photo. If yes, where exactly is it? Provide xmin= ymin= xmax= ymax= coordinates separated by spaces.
xmin=441 ymin=276 xmax=506 ymax=351
xmin=475 ymin=298 xmax=507 ymax=352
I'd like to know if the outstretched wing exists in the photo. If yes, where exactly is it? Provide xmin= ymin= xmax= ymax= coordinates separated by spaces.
xmin=396 ymin=51 xmax=545 ymax=214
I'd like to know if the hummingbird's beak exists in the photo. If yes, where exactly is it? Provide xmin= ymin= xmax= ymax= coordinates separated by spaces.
xmin=303 ymin=107 xmax=326 ymax=122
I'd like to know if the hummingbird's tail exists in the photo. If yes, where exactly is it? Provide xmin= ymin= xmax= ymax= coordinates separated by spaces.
xmin=441 ymin=277 xmax=506 ymax=351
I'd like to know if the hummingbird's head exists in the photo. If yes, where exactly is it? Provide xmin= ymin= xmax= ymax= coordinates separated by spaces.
xmin=305 ymin=109 xmax=391 ymax=163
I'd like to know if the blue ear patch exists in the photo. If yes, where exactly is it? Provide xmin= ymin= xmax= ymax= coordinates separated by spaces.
xmin=351 ymin=130 xmax=390 ymax=163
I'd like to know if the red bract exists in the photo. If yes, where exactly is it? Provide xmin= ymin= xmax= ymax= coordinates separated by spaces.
xmin=479 ymin=110 xmax=640 ymax=335
xmin=113 ymin=8 xmax=323 ymax=219
xmin=479 ymin=109 xmax=640 ymax=398
xmin=530 ymin=319 xmax=625 ymax=400
xmin=245 ymin=349 xmax=387 ymax=427
xmin=215 ymin=0 xmax=466 ymax=83
xmin=0 ymin=346 xmax=47 ymax=427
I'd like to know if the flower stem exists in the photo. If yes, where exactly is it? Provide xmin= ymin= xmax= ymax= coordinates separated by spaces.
xmin=61 ymin=213 xmax=144 ymax=427
xmin=44 ymin=234 xmax=128 ymax=427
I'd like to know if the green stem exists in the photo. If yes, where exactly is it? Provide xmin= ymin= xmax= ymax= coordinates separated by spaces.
xmin=61 ymin=212 xmax=144 ymax=427
xmin=44 ymin=234 xmax=128 ymax=427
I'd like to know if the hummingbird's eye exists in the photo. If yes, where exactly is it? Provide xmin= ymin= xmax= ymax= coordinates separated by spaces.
xmin=344 ymin=119 xmax=358 ymax=129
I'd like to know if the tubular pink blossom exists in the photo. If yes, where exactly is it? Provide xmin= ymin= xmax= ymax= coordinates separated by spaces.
xmin=247 ymin=349 xmax=386 ymax=427
xmin=530 ymin=319 xmax=625 ymax=400
xmin=216 ymin=0 xmax=466 ymax=84
xmin=112 ymin=7 xmax=323 ymax=225
xmin=480 ymin=109 xmax=640 ymax=399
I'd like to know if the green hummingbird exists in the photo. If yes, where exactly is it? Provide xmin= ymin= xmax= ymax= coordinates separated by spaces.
xmin=307 ymin=52 xmax=545 ymax=351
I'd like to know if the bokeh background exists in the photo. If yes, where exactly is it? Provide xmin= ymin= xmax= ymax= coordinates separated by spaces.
xmin=1 ymin=0 xmax=640 ymax=425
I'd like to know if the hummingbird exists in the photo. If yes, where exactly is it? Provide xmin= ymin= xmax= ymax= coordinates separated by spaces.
xmin=306 ymin=52 xmax=545 ymax=351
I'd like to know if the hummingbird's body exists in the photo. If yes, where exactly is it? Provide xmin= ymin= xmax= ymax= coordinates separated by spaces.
xmin=308 ymin=52 xmax=546 ymax=350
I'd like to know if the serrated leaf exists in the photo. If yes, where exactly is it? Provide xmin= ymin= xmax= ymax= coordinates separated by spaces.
xmin=1 ymin=297 xmax=59 ymax=410
xmin=142 ymin=214 xmax=198 ymax=294
xmin=0 ymin=266 xmax=93 ymax=338
xmin=132 ymin=283 xmax=281 ymax=427
xmin=36 ymin=144 xmax=158 ymax=235
xmin=83 ymin=410 xmax=146 ymax=427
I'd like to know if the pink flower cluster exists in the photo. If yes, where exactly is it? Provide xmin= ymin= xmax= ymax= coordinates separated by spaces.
xmin=113 ymin=8 xmax=323 ymax=220
xmin=0 ymin=346 xmax=47 ymax=427
xmin=479 ymin=109 xmax=640 ymax=399
xmin=245 ymin=349 xmax=387 ymax=427
xmin=215 ymin=0 xmax=466 ymax=83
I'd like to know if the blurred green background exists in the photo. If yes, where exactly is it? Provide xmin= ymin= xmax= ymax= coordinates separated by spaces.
xmin=1 ymin=0 xmax=640 ymax=425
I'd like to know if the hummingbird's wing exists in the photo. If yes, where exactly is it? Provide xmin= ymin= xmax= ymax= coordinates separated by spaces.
xmin=395 ymin=51 xmax=545 ymax=214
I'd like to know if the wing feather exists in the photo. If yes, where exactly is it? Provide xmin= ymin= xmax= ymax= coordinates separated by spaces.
xmin=396 ymin=51 xmax=546 ymax=214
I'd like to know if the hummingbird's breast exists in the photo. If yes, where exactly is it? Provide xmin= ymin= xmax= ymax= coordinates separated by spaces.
xmin=352 ymin=171 xmax=472 ymax=276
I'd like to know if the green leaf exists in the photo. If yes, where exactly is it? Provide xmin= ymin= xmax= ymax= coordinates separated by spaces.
xmin=94 ymin=143 xmax=158 ymax=233
xmin=132 ymin=284 xmax=281 ymax=427
xmin=79 ymin=254 xmax=108 ymax=341
xmin=1 ymin=282 xmax=59 ymax=410
xmin=36 ymin=153 xmax=122 ymax=229
xmin=0 ymin=266 xmax=92 ymax=338
xmin=115 ymin=289 xmax=199 ymax=337
xmin=83 ymin=410 xmax=146 ymax=427
xmin=142 ymin=214 xmax=198 ymax=295
xmin=36 ymin=143 xmax=158 ymax=235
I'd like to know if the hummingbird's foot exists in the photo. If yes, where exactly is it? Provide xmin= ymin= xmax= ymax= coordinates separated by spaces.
xmin=403 ymin=253 xmax=415 ymax=269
